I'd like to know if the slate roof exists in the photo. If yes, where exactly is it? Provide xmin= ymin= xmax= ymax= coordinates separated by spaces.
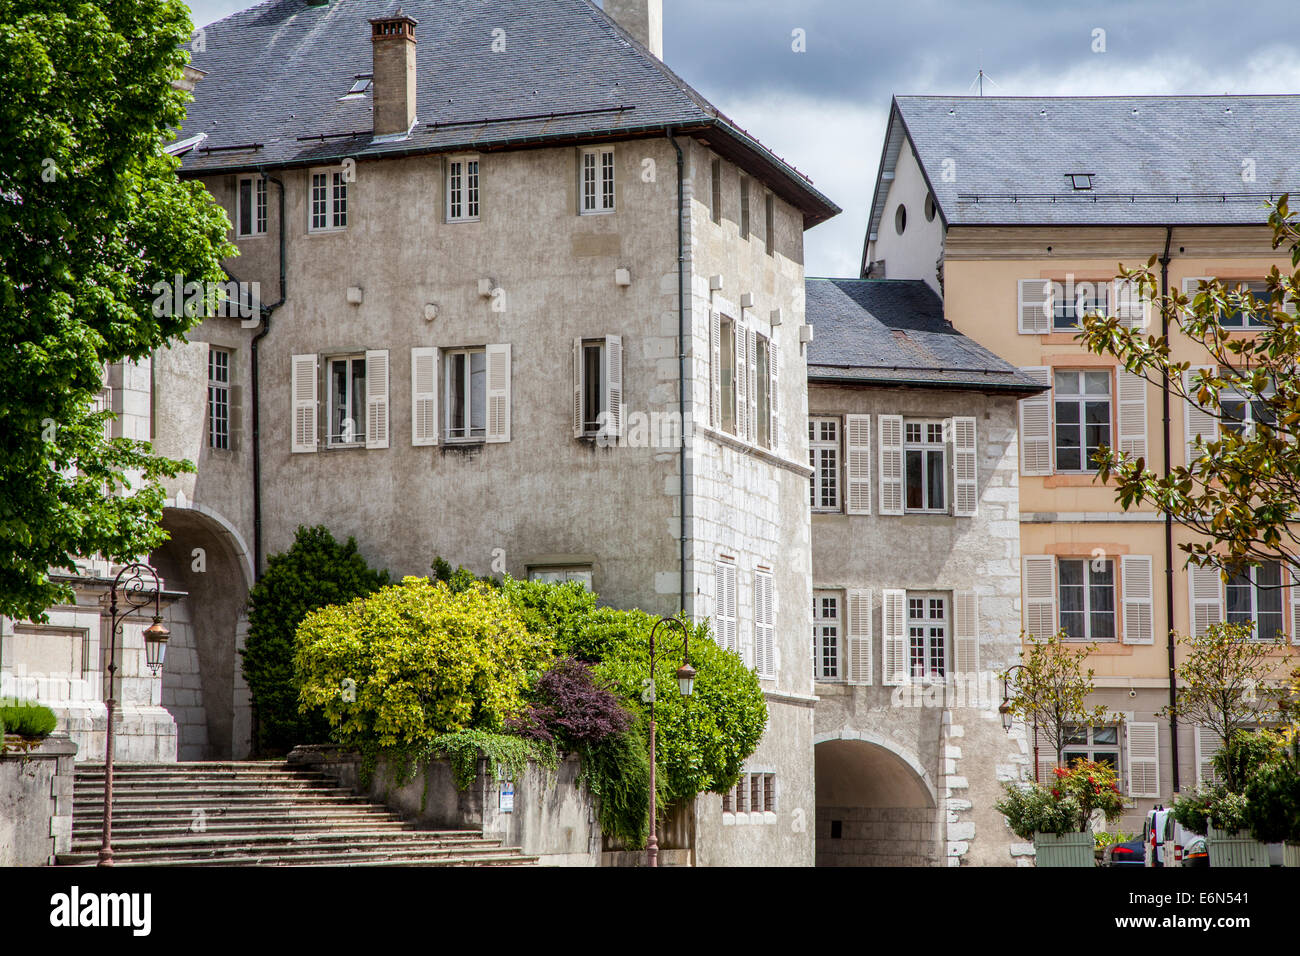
xmin=869 ymin=94 xmax=1300 ymax=235
xmin=177 ymin=0 xmax=839 ymax=226
xmin=805 ymin=279 xmax=1046 ymax=394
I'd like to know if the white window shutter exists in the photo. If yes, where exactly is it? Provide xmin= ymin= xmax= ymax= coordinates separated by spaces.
xmin=1291 ymin=568 xmax=1300 ymax=645
xmin=951 ymin=416 xmax=977 ymax=517
xmin=754 ymin=570 xmax=775 ymax=678
xmin=713 ymin=562 xmax=737 ymax=655
xmin=1188 ymin=565 xmax=1224 ymax=638
xmin=846 ymin=588 xmax=872 ymax=685
xmin=1113 ymin=279 xmax=1149 ymax=330
xmin=291 ymin=353 xmax=318 ymax=454
xmin=604 ymin=334 xmax=623 ymax=439
xmin=1183 ymin=366 xmax=1218 ymax=466
xmin=768 ymin=343 xmax=779 ymax=452
xmin=1121 ymin=555 xmax=1154 ymax=644
xmin=953 ymin=590 xmax=978 ymax=675
xmin=1036 ymin=727 xmax=1059 ymax=782
xmin=1194 ymin=726 xmax=1225 ymax=787
xmin=1023 ymin=555 xmax=1056 ymax=640
xmin=364 ymin=349 xmax=390 ymax=449
xmin=485 ymin=343 xmax=511 ymax=443
xmin=710 ymin=311 xmax=721 ymax=429
xmin=881 ymin=588 xmax=907 ymax=686
xmin=734 ymin=320 xmax=748 ymax=442
xmin=844 ymin=414 xmax=872 ymax=515
xmin=572 ymin=338 xmax=584 ymax=438
xmin=1018 ymin=278 xmax=1052 ymax=334
xmin=1126 ymin=721 xmax=1160 ymax=798
xmin=878 ymin=414 xmax=904 ymax=515
xmin=747 ymin=326 xmax=758 ymax=442
xmin=1116 ymin=368 xmax=1148 ymax=462
xmin=411 ymin=347 xmax=438 ymax=446
xmin=1018 ymin=367 xmax=1053 ymax=475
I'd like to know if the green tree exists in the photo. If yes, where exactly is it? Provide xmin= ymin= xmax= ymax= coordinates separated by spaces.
xmin=0 ymin=1 xmax=236 ymax=620
xmin=1002 ymin=631 xmax=1117 ymax=769
xmin=242 ymin=526 xmax=389 ymax=753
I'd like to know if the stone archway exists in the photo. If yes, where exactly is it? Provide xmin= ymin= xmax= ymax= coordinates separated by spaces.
xmin=814 ymin=735 xmax=942 ymax=867
xmin=150 ymin=505 xmax=253 ymax=760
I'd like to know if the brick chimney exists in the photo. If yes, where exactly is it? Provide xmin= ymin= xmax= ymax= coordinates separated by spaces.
xmin=369 ymin=10 xmax=418 ymax=138
xmin=606 ymin=0 xmax=663 ymax=59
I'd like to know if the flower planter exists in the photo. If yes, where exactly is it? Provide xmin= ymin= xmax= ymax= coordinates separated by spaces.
xmin=1206 ymin=827 xmax=1270 ymax=867
xmin=1033 ymin=829 xmax=1096 ymax=867
xmin=1282 ymin=843 xmax=1300 ymax=868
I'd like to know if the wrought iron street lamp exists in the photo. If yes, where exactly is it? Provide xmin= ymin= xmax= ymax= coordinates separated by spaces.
xmin=998 ymin=663 xmax=1040 ymax=781
xmin=100 ymin=562 xmax=169 ymax=866
xmin=647 ymin=615 xmax=692 ymax=868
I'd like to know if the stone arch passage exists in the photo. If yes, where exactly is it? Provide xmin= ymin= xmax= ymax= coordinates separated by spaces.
xmin=151 ymin=506 xmax=253 ymax=760
xmin=815 ymin=738 xmax=942 ymax=867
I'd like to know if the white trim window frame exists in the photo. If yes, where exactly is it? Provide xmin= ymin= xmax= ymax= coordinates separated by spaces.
xmin=1220 ymin=382 xmax=1276 ymax=439
xmin=808 ymin=417 xmax=840 ymax=512
xmin=207 ymin=347 xmax=231 ymax=451
xmin=309 ymin=167 xmax=349 ymax=232
xmin=1057 ymin=556 xmax=1117 ymax=642
xmin=444 ymin=347 xmax=488 ymax=443
xmin=580 ymin=146 xmax=615 ymax=215
xmin=903 ymin=420 xmax=947 ymax=513
xmin=326 ymin=354 xmax=367 ymax=447
xmin=528 ymin=566 xmax=593 ymax=589
xmin=1052 ymin=279 xmax=1109 ymax=331
xmin=1226 ymin=561 xmax=1285 ymax=642
xmin=1053 ymin=369 xmax=1112 ymax=473
xmin=1062 ymin=724 xmax=1122 ymax=788
xmin=906 ymin=592 xmax=947 ymax=682
xmin=1220 ymin=279 xmax=1273 ymax=329
xmin=813 ymin=590 xmax=841 ymax=682
xmin=446 ymin=154 xmax=480 ymax=223
xmin=236 ymin=175 xmax=267 ymax=237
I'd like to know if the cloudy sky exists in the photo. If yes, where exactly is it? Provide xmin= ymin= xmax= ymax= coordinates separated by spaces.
xmin=186 ymin=0 xmax=1300 ymax=277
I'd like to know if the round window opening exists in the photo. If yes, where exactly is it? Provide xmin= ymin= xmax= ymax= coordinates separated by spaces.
xmin=894 ymin=204 xmax=907 ymax=235
xmin=924 ymin=194 xmax=937 ymax=222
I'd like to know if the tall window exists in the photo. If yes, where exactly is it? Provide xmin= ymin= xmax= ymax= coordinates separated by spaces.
xmin=310 ymin=169 xmax=348 ymax=231
xmin=1227 ymin=561 xmax=1283 ymax=641
xmin=809 ymin=418 xmax=839 ymax=511
xmin=755 ymin=335 xmax=771 ymax=449
xmin=581 ymin=340 xmax=605 ymax=435
xmin=764 ymin=193 xmax=775 ymax=255
xmin=710 ymin=159 xmax=722 ymax=224
xmin=1053 ymin=281 xmax=1108 ymax=331
xmin=207 ymin=348 xmax=231 ymax=450
xmin=1054 ymin=369 xmax=1111 ymax=472
xmin=1058 ymin=558 xmax=1116 ymax=641
xmin=907 ymin=594 xmax=946 ymax=681
xmin=740 ymin=176 xmax=751 ymax=240
xmin=237 ymin=176 xmax=267 ymax=237
xmin=445 ymin=348 xmax=487 ymax=441
xmin=904 ymin=421 xmax=946 ymax=512
xmin=1063 ymin=725 xmax=1121 ymax=783
xmin=328 ymin=355 xmax=366 ymax=446
xmin=814 ymin=592 xmax=840 ymax=680
xmin=447 ymin=156 xmax=480 ymax=222
xmin=719 ymin=316 xmax=737 ymax=434
xmin=581 ymin=147 xmax=615 ymax=214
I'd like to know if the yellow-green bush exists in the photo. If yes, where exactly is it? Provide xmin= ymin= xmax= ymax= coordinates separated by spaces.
xmin=294 ymin=577 xmax=554 ymax=747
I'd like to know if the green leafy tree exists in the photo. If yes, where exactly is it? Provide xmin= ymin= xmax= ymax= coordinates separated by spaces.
xmin=1003 ymin=631 xmax=1117 ymax=769
xmin=242 ymin=526 xmax=389 ymax=753
xmin=0 ymin=1 xmax=235 ymax=620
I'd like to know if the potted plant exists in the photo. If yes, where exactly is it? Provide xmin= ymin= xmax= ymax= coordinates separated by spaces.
xmin=1244 ymin=739 xmax=1300 ymax=867
xmin=996 ymin=759 xmax=1127 ymax=867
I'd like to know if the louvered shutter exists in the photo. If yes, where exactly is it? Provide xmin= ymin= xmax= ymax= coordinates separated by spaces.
xmin=952 ymin=416 xmax=977 ymax=517
xmin=572 ymin=339 xmax=584 ymax=438
xmin=411 ymin=348 xmax=438 ymax=446
xmin=1036 ymin=727 xmax=1058 ymax=784
xmin=953 ymin=590 xmax=979 ymax=676
xmin=881 ymin=588 xmax=907 ymax=686
xmin=754 ymin=570 xmax=775 ymax=678
xmin=1121 ymin=555 xmax=1154 ymax=644
xmin=485 ymin=343 xmax=511 ymax=443
xmin=1183 ymin=366 xmax=1218 ymax=466
xmin=1195 ymin=726 xmax=1225 ymax=787
xmin=747 ymin=326 xmax=758 ymax=442
xmin=844 ymin=414 xmax=872 ymax=515
xmin=714 ymin=562 xmax=737 ymax=655
xmin=1188 ymin=565 xmax=1224 ymax=638
xmin=768 ymin=343 xmax=779 ymax=452
xmin=1291 ymin=568 xmax=1300 ymax=645
xmin=1018 ymin=367 xmax=1053 ymax=475
xmin=1126 ymin=721 xmax=1161 ymax=798
xmin=1023 ymin=555 xmax=1056 ymax=640
xmin=1113 ymin=279 xmax=1149 ymax=330
xmin=604 ymin=335 xmax=623 ymax=439
xmin=710 ymin=311 xmax=721 ymax=428
xmin=291 ymin=354 xmax=318 ymax=453
xmin=1018 ymin=278 xmax=1052 ymax=334
xmin=734 ymin=320 xmax=748 ymax=442
xmin=365 ymin=349 xmax=389 ymax=449
xmin=846 ymin=588 xmax=872 ymax=685
xmin=1116 ymin=368 xmax=1148 ymax=462
xmin=878 ymin=414 xmax=903 ymax=515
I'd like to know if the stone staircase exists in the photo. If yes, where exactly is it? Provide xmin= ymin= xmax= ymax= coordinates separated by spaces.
xmin=60 ymin=761 xmax=538 ymax=867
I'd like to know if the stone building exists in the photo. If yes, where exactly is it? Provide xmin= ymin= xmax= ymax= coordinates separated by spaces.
xmin=803 ymin=278 xmax=1044 ymax=865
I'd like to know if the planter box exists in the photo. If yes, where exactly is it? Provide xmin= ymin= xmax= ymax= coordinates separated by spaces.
xmin=0 ymin=734 xmax=78 ymax=866
xmin=1206 ymin=827 xmax=1270 ymax=867
xmin=1033 ymin=829 xmax=1095 ymax=868
xmin=1282 ymin=842 xmax=1300 ymax=868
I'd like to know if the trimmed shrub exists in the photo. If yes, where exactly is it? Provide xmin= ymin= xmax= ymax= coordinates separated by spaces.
xmin=0 ymin=700 xmax=58 ymax=738
xmin=242 ymin=525 xmax=389 ymax=754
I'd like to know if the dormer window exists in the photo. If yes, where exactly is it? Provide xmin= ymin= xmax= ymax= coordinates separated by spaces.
xmin=339 ymin=75 xmax=372 ymax=101
xmin=1066 ymin=172 xmax=1095 ymax=191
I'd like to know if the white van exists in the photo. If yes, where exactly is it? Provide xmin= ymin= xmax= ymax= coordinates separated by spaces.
xmin=1143 ymin=807 xmax=1208 ymax=867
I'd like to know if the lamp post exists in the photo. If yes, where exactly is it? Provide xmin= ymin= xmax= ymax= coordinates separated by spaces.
xmin=100 ymin=562 xmax=170 ymax=867
xmin=646 ymin=615 xmax=694 ymax=868
xmin=998 ymin=663 xmax=1040 ymax=782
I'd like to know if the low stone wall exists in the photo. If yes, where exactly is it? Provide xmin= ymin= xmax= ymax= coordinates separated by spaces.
xmin=0 ymin=734 xmax=77 ymax=866
xmin=816 ymin=806 xmax=940 ymax=867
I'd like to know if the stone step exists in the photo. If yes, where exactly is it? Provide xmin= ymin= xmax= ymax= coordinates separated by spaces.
xmin=58 ymin=850 xmax=539 ymax=867
xmin=61 ymin=838 xmax=517 ymax=864
xmin=74 ymin=814 xmax=410 ymax=833
xmin=74 ymin=783 xmax=353 ymax=798
xmin=73 ymin=806 xmax=396 ymax=824
xmin=70 ymin=829 xmax=499 ymax=853
xmin=73 ymin=793 xmax=377 ymax=809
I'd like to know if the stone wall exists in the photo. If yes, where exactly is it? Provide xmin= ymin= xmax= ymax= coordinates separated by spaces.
xmin=816 ymin=806 xmax=938 ymax=867
xmin=0 ymin=734 xmax=77 ymax=866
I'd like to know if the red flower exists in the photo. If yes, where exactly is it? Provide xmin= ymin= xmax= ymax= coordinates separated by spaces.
xmin=1051 ymin=788 xmax=1061 ymax=798
xmin=1053 ymin=767 xmax=1067 ymax=778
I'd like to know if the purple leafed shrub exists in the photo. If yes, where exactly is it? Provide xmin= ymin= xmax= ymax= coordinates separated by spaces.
xmin=511 ymin=658 xmax=633 ymax=750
